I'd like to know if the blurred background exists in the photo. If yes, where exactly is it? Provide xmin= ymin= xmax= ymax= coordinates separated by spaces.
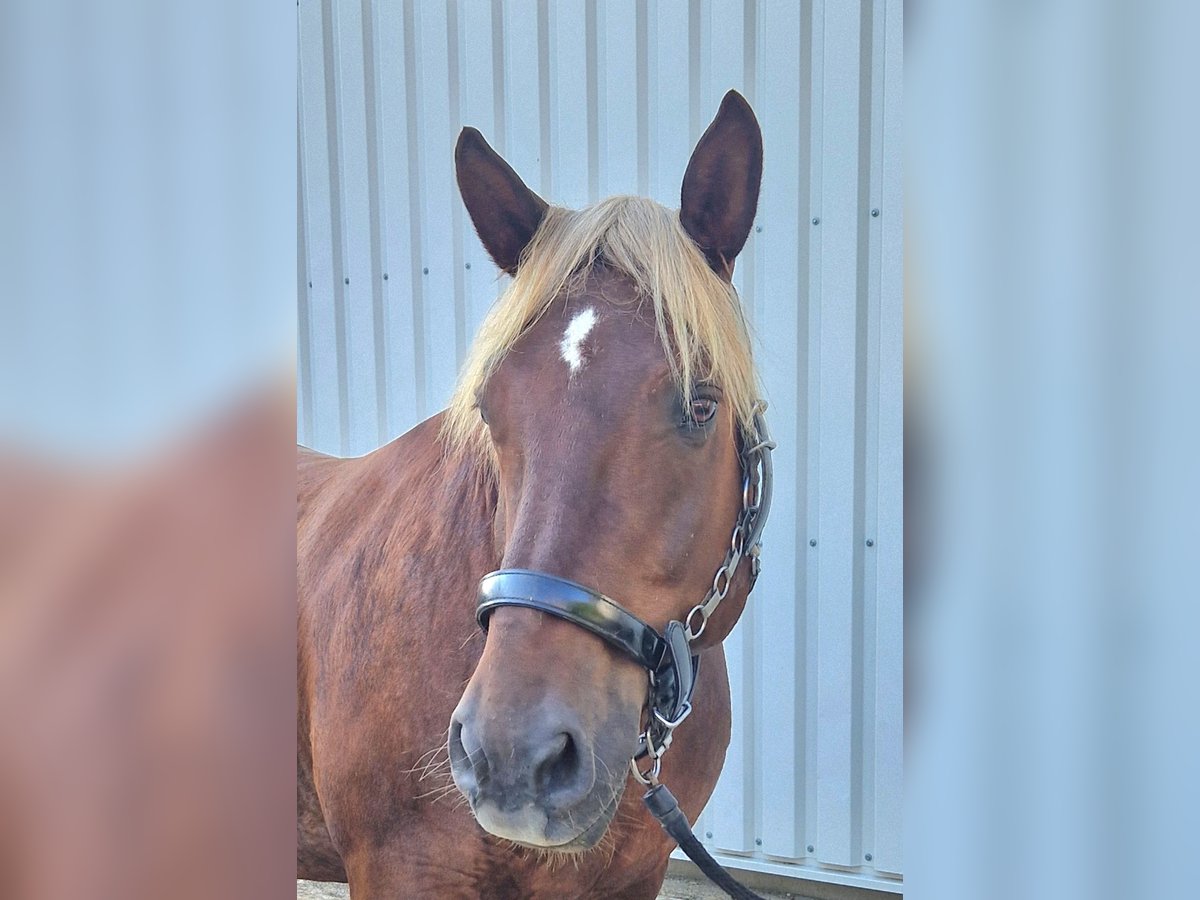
xmin=0 ymin=2 xmax=296 ymax=899
xmin=906 ymin=2 xmax=1200 ymax=899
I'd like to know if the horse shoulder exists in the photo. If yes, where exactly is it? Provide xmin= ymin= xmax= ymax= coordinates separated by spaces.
xmin=297 ymin=414 xmax=499 ymax=887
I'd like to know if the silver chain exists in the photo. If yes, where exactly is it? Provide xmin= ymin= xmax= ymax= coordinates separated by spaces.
xmin=632 ymin=401 xmax=774 ymax=786
xmin=682 ymin=401 xmax=773 ymax=642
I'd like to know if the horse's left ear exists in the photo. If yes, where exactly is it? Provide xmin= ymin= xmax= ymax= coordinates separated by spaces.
xmin=680 ymin=90 xmax=763 ymax=279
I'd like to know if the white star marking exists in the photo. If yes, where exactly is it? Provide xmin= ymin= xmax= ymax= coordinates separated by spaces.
xmin=559 ymin=307 xmax=598 ymax=374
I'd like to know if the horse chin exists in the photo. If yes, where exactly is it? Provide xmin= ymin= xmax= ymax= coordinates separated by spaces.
xmin=475 ymin=779 xmax=626 ymax=855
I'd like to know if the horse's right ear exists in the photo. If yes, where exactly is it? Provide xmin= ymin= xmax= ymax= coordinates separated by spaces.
xmin=455 ymin=127 xmax=548 ymax=275
xmin=679 ymin=91 xmax=763 ymax=279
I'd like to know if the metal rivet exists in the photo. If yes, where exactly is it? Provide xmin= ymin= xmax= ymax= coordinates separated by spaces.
xmin=755 ymin=838 xmax=762 ymax=846
xmin=465 ymin=262 xmax=472 ymax=269
xmin=871 ymin=208 xmax=880 ymax=217
xmin=344 ymin=277 xmax=350 ymax=285
xmin=755 ymin=225 xmax=762 ymax=233
xmin=422 ymin=267 xmax=429 ymax=275
xmin=705 ymin=831 xmax=713 ymax=839
xmin=807 ymin=845 xmax=815 ymax=853
xmin=809 ymin=538 xmax=817 ymax=547
xmin=865 ymin=853 xmax=873 ymax=862
xmin=866 ymin=539 xmax=874 ymax=547
xmin=383 ymin=273 xmax=389 ymax=280
xmin=811 ymin=217 xmax=820 ymax=225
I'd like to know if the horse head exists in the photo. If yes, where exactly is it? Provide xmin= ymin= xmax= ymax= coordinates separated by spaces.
xmin=447 ymin=91 xmax=764 ymax=853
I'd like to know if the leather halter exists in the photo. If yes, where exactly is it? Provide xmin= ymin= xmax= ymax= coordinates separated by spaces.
xmin=475 ymin=405 xmax=775 ymax=782
xmin=478 ymin=570 xmax=668 ymax=673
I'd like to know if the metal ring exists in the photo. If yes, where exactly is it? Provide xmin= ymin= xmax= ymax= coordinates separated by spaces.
xmin=731 ymin=526 xmax=746 ymax=555
xmin=684 ymin=604 xmax=707 ymax=641
xmin=644 ymin=725 xmax=660 ymax=759
xmin=712 ymin=567 xmax=732 ymax=598
xmin=630 ymin=754 xmax=661 ymax=786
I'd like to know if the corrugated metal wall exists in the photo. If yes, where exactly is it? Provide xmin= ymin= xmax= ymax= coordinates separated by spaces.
xmin=298 ymin=0 xmax=902 ymax=892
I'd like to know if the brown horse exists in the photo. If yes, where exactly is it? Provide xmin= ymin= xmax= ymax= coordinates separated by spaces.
xmin=298 ymin=91 xmax=766 ymax=898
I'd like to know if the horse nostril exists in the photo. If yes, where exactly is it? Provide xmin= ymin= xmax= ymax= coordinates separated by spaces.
xmin=539 ymin=732 xmax=574 ymax=785
xmin=448 ymin=715 xmax=487 ymax=792
xmin=533 ymin=729 xmax=592 ymax=808
xmin=448 ymin=719 xmax=467 ymax=768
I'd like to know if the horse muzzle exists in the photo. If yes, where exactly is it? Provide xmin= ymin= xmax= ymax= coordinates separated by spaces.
xmin=448 ymin=695 xmax=625 ymax=850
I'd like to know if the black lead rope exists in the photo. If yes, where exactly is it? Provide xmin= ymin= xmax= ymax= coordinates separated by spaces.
xmin=643 ymin=784 xmax=768 ymax=900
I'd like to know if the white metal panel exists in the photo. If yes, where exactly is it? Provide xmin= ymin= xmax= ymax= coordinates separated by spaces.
xmin=412 ymin=0 xmax=461 ymax=420
xmin=456 ymin=0 xmax=505 ymax=349
xmin=297 ymin=0 xmax=902 ymax=891
xmin=754 ymin=0 xmax=806 ymax=863
xmin=872 ymin=0 xmax=904 ymax=877
xmin=815 ymin=0 xmax=863 ymax=868
xmin=376 ymin=0 xmax=420 ymax=438
xmin=501 ymin=2 xmax=544 ymax=191
xmin=691 ymin=0 xmax=754 ymax=857
xmin=647 ymin=0 xmax=692 ymax=204
xmin=332 ymin=0 xmax=384 ymax=457
xmin=547 ymin=1 xmax=591 ymax=210
xmin=804 ymin=0 xmax=828 ymax=875
xmin=595 ymin=0 xmax=641 ymax=199
xmin=299 ymin=0 xmax=341 ymax=454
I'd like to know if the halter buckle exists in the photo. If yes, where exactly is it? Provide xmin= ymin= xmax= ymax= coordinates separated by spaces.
xmin=653 ymin=700 xmax=692 ymax=731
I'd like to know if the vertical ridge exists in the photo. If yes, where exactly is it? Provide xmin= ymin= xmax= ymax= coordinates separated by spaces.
xmin=297 ymin=112 xmax=314 ymax=445
xmin=688 ymin=0 xmax=701 ymax=143
xmin=743 ymin=0 xmax=761 ymax=852
xmin=815 ymin=0 xmax=861 ymax=865
xmin=851 ymin=0 xmax=875 ymax=859
xmin=585 ymin=0 xmax=599 ymax=203
xmin=402 ymin=0 xmax=427 ymax=419
xmin=321 ymin=0 xmax=350 ymax=455
xmin=491 ymin=0 xmax=506 ymax=153
xmin=361 ymin=0 xmax=389 ymax=447
xmin=793 ymin=0 xmax=815 ymax=856
xmin=742 ymin=0 xmax=758 ymax=324
xmin=448 ymin=0 xmax=467 ymax=367
xmin=743 ymin=0 xmax=757 ymax=103
xmin=742 ymin=548 xmax=759 ymax=846
xmin=635 ymin=0 xmax=648 ymax=196
xmin=537 ymin=0 xmax=552 ymax=196
xmin=871 ymin=0 xmax=905 ymax=873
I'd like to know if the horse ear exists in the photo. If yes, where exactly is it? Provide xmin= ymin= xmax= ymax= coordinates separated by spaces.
xmin=679 ymin=91 xmax=763 ymax=279
xmin=455 ymin=127 xmax=548 ymax=275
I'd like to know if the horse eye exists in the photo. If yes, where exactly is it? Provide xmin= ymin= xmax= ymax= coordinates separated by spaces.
xmin=688 ymin=397 xmax=718 ymax=425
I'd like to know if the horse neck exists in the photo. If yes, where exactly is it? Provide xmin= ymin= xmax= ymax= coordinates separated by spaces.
xmin=367 ymin=413 xmax=502 ymax=592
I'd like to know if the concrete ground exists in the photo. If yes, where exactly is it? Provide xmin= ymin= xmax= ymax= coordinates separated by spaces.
xmin=298 ymin=874 xmax=799 ymax=899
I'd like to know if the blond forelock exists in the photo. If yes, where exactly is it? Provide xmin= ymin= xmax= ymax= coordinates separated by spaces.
xmin=441 ymin=196 xmax=760 ymax=467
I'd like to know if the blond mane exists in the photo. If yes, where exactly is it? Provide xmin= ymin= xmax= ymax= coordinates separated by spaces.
xmin=442 ymin=195 xmax=760 ymax=465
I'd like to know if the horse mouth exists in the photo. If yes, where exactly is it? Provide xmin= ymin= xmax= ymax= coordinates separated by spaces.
xmin=479 ymin=781 xmax=626 ymax=854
